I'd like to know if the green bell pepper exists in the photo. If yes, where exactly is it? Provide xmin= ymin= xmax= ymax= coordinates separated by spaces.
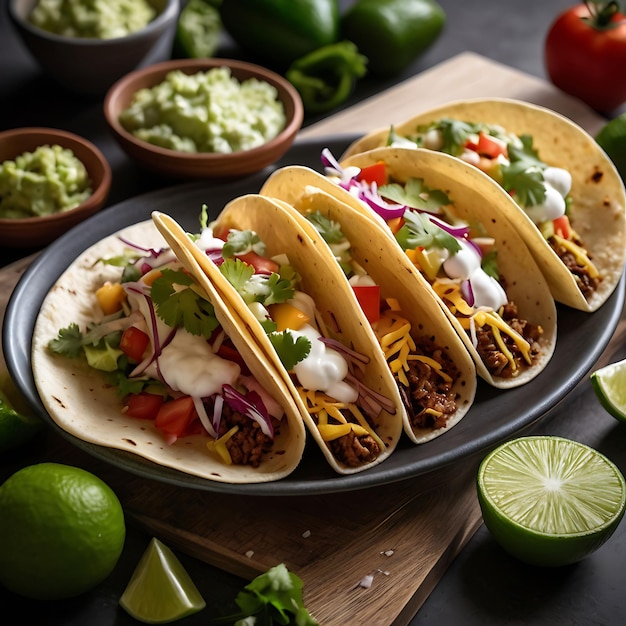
xmin=341 ymin=0 xmax=446 ymax=76
xmin=286 ymin=41 xmax=367 ymax=114
xmin=219 ymin=0 xmax=340 ymax=68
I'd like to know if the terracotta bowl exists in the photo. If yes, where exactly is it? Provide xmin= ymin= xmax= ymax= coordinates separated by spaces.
xmin=8 ymin=0 xmax=179 ymax=96
xmin=103 ymin=58 xmax=304 ymax=180
xmin=0 ymin=127 xmax=112 ymax=249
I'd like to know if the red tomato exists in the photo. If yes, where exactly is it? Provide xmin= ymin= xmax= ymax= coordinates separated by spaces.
xmin=352 ymin=284 xmax=381 ymax=324
xmin=119 ymin=326 xmax=150 ymax=362
xmin=155 ymin=396 xmax=197 ymax=438
xmin=476 ymin=133 xmax=506 ymax=159
xmin=357 ymin=162 xmax=387 ymax=186
xmin=553 ymin=214 xmax=572 ymax=239
xmin=236 ymin=251 xmax=280 ymax=275
xmin=545 ymin=3 xmax=626 ymax=114
xmin=217 ymin=341 xmax=250 ymax=375
xmin=125 ymin=392 xmax=164 ymax=420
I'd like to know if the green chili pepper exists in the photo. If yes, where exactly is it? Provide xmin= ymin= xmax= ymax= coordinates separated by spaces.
xmin=286 ymin=41 xmax=367 ymax=114
xmin=341 ymin=0 xmax=446 ymax=76
xmin=219 ymin=0 xmax=340 ymax=68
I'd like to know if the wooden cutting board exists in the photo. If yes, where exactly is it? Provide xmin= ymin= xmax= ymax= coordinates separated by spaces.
xmin=0 ymin=53 xmax=611 ymax=626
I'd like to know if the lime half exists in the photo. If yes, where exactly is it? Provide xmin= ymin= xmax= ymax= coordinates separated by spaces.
xmin=591 ymin=359 xmax=626 ymax=422
xmin=120 ymin=537 xmax=206 ymax=624
xmin=477 ymin=436 xmax=626 ymax=567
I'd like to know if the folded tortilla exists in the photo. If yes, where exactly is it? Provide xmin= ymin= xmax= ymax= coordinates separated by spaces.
xmin=260 ymin=149 xmax=557 ymax=388
xmin=341 ymin=97 xmax=626 ymax=312
xmin=259 ymin=170 xmax=477 ymax=443
xmin=31 ymin=221 xmax=307 ymax=484
xmin=153 ymin=201 xmax=404 ymax=474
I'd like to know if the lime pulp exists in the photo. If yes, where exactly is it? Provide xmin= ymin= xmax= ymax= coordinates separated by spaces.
xmin=591 ymin=359 xmax=626 ymax=422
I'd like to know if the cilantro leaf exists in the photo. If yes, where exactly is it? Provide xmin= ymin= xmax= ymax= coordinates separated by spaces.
xmin=219 ymin=258 xmax=295 ymax=306
xmin=306 ymin=211 xmax=345 ymax=244
xmin=395 ymin=211 xmax=462 ymax=254
xmin=380 ymin=177 xmax=451 ymax=213
xmin=48 ymin=323 xmax=84 ymax=358
xmin=501 ymin=134 xmax=547 ymax=207
xmin=150 ymin=269 xmax=219 ymax=338
xmin=222 ymin=229 xmax=266 ymax=258
xmin=269 ymin=331 xmax=311 ymax=370
xmin=481 ymin=249 xmax=500 ymax=280
xmin=415 ymin=119 xmax=479 ymax=155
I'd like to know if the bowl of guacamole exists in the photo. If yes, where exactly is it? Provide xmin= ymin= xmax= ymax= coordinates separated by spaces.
xmin=8 ymin=0 xmax=179 ymax=95
xmin=104 ymin=58 xmax=304 ymax=179
xmin=0 ymin=127 xmax=112 ymax=249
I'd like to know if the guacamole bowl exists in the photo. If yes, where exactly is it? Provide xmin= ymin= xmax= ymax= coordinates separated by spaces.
xmin=8 ymin=0 xmax=179 ymax=96
xmin=0 ymin=127 xmax=112 ymax=249
xmin=103 ymin=58 xmax=304 ymax=180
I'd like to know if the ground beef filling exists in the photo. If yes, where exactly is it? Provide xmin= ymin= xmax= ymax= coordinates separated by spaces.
xmin=400 ymin=337 xmax=461 ymax=431
xmin=218 ymin=403 xmax=278 ymax=468
xmin=473 ymin=301 xmax=543 ymax=379
xmin=549 ymin=236 xmax=601 ymax=300
xmin=328 ymin=426 xmax=381 ymax=467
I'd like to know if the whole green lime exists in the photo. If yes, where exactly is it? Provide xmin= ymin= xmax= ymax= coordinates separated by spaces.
xmin=596 ymin=113 xmax=626 ymax=182
xmin=0 ymin=462 xmax=126 ymax=600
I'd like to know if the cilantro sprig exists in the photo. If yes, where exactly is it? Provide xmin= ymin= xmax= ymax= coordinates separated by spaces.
xmin=379 ymin=177 xmax=451 ymax=213
xmin=150 ymin=268 xmax=220 ymax=338
xmin=211 ymin=563 xmax=318 ymax=626
xmin=500 ymin=134 xmax=547 ymax=207
xmin=395 ymin=211 xmax=462 ymax=254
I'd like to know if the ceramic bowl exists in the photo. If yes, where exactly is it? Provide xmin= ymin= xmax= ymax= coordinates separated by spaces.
xmin=0 ymin=127 xmax=112 ymax=249
xmin=8 ymin=0 xmax=179 ymax=96
xmin=103 ymin=57 xmax=304 ymax=180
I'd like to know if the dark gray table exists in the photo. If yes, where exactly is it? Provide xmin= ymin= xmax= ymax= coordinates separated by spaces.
xmin=3 ymin=1 xmax=626 ymax=624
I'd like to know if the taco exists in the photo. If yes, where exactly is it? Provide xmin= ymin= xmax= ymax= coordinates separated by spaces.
xmin=341 ymin=97 xmax=626 ymax=312
xmin=152 ymin=203 xmax=404 ymax=474
xmin=259 ymin=171 xmax=477 ymax=443
xmin=32 ymin=220 xmax=307 ymax=484
xmin=265 ymin=148 xmax=557 ymax=388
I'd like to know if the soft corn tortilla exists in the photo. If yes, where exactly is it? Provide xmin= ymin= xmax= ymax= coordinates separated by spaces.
xmin=261 ymin=149 xmax=557 ymax=388
xmin=31 ymin=220 xmax=307 ymax=484
xmin=341 ymin=97 xmax=626 ymax=312
xmin=259 ymin=173 xmax=478 ymax=443
xmin=153 ymin=200 xmax=404 ymax=475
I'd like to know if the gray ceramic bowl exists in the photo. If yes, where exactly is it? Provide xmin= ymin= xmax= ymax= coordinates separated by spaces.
xmin=8 ymin=0 xmax=179 ymax=96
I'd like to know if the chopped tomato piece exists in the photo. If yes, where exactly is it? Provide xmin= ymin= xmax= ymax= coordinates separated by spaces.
xmin=352 ymin=284 xmax=381 ymax=324
xmin=553 ymin=214 xmax=572 ymax=239
xmin=155 ymin=396 xmax=197 ymax=438
xmin=357 ymin=162 xmax=387 ymax=186
xmin=475 ymin=133 xmax=507 ymax=159
xmin=236 ymin=251 xmax=279 ymax=275
xmin=125 ymin=392 xmax=164 ymax=420
xmin=119 ymin=326 xmax=150 ymax=362
xmin=212 ymin=225 xmax=231 ymax=241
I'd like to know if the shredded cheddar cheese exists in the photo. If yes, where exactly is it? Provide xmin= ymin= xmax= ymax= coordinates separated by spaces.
xmin=553 ymin=233 xmax=599 ymax=279
xmin=297 ymin=388 xmax=385 ymax=449
xmin=206 ymin=425 xmax=239 ymax=465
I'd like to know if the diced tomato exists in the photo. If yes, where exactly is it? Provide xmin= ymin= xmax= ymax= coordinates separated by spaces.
xmin=357 ymin=162 xmax=387 ymax=186
xmin=552 ymin=214 xmax=572 ymax=239
xmin=125 ymin=392 xmax=165 ymax=420
xmin=352 ymin=284 xmax=381 ymax=324
xmin=155 ymin=396 xmax=197 ymax=438
xmin=386 ymin=216 xmax=405 ymax=234
xmin=475 ymin=133 xmax=507 ymax=159
xmin=119 ymin=326 xmax=150 ymax=362
xmin=236 ymin=251 xmax=279 ymax=275
xmin=217 ymin=341 xmax=250 ymax=375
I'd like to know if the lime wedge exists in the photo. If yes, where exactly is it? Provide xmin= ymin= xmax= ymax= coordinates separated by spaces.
xmin=591 ymin=359 xmax=626 ymax=422
xmin=0 ymin=371 xmax=44 ymax=453
xmin=120 ymin=538 xmax=206 ymax=624
xmin=477 ymin=436 xmax=626 ymax=567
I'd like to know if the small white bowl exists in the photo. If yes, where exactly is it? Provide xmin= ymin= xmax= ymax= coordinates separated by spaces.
xmin=8 ymin=0 xmax=180 ymax=96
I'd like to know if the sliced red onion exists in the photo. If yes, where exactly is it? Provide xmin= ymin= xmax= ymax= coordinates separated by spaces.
xmin=319 ymin=336 xmax=370 ymax=365
xmin=194 ymin=395 xmax=219 ymax=438
xmin=361 ymin=184 xmax=407 ymax=221
xmin=222 ymin=384 xmax=274 ymax=438
xmin=461 ymin=279 xmax=475 ymax=307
